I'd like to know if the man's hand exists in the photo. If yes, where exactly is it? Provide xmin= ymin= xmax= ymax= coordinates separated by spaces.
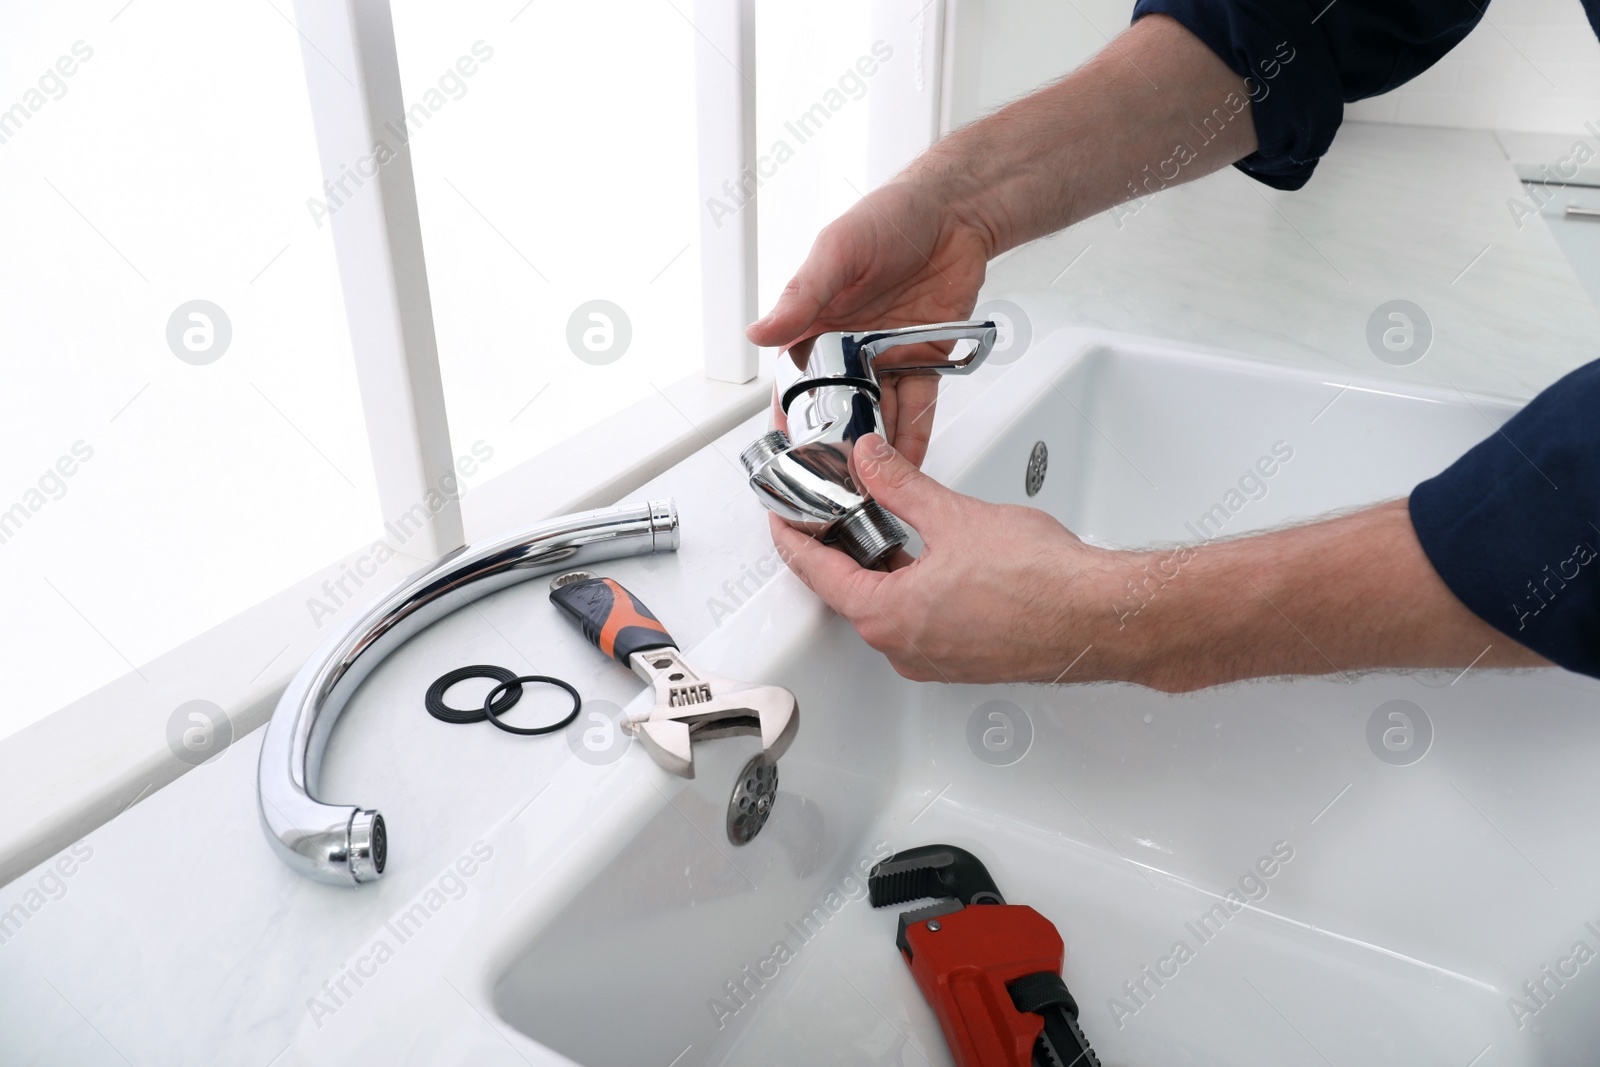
xmin=747 ymin=15 xmax=1261 ymax=466
xmin=771 ymin=435 xmax=1550 ymax=690
xmin=747 ymin=182 xmax=993 ymax=467
xmin=769 ymin=434 xmax=1131 ymax=682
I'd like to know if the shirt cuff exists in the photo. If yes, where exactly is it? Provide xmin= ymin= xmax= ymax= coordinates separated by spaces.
xmin=1410 ymin=360 xmax=1600 ymax=679
xmin=1133 ymin=0 xmax=1345 ymax=191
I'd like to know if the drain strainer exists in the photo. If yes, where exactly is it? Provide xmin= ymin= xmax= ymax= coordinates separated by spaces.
xmin=1025 ymin=440 xmax=1048 ymax=497
xmin=728 ymin=755 xmax=779 ymax=845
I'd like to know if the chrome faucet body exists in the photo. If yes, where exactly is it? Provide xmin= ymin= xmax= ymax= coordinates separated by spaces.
xmin=257 ymin=500 xmax=679 ymax=886
xmin=741 ymin=321 xmax=996 ymax=567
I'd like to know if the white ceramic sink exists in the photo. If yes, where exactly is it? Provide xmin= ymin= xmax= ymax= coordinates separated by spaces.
xmin=297 ymin=322 xmax=1600 ymax=1066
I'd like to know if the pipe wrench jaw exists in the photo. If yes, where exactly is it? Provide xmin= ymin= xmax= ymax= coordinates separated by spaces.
xmin=869 ymin=845 xmax=1009 ymax=965
xmin=624 ymin=647 xmax=799 ymax=778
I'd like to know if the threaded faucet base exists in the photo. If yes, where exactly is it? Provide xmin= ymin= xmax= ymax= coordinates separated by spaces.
xmin=740 ymin=431 xmax=791 ymax=475
xmin=831 ymin=501 xmax=908 ymax=569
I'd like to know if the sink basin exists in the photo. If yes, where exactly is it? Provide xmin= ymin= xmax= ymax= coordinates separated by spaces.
xmin=305 ymin=320 xmax=1600 ymax=1065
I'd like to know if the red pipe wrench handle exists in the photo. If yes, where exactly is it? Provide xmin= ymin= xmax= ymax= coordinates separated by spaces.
xmin=899 ymin=904 xmax=1064 ymax=1067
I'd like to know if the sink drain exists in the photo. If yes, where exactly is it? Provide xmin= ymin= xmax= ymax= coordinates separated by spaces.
xmin=1025 ymin=441 xmax=1048 ymax=497
xmin=728 ymin=755 xmax=779 ymax=845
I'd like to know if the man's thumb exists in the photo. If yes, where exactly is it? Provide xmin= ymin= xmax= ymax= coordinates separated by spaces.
xmin=853 ymin=434 xmax=950 ymax=533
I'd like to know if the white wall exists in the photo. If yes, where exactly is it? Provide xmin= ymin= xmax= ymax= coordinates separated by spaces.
xmin=942 ymin=0 xmax=1108 ymax=130
xmin=1346 ymin=0 xmax=1600 ymax=135
xmin=946 ymin=0 xmax=1600 ymax=138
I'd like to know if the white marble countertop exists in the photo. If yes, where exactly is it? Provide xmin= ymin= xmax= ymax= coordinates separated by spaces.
xmin=3 ymin=121 xmax=1597 ymax=1065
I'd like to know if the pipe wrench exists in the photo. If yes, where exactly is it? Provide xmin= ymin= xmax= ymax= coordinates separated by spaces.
xmin=548 ymin=571 xmax=798 ymax=777
xmin=869 ymin=844 xmax=1101 ymax=1067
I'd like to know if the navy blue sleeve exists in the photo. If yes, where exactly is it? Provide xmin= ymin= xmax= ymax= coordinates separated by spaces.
xmin=1130 ymin=0 xmax=1485 ymax=189
xmin=1410 ymin=360 xmax=1600 ymax=679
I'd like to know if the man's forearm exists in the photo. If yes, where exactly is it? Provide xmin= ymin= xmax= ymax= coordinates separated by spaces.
xmin=1104 ymin=499 xmax=1549 ymax=692
xmin=911 ymin=14 xmax=1259 ymax=257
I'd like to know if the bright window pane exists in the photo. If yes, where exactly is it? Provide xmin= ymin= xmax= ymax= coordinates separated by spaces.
xmin=0 ymin=3 xmax=381 ymax=737
xmin=390 ymin=1 xmax=704 ymax=481
xmin=755 ymin=0 xmax=873 ymax=314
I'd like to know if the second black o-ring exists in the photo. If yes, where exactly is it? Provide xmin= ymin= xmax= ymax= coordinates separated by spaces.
xmin=481 ymin=675 xmax=582 ymax=736
xmin=426 ymin=665 xmax=522 ymax=725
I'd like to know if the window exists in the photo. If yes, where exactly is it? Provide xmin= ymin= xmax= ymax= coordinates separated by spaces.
xmin=391 ymin=0 xmax=707 ymax=481
xmin=755 ymin=0 xmax=875 ymax=313
xmin=0 ymin=1 xmax=379 ymax=738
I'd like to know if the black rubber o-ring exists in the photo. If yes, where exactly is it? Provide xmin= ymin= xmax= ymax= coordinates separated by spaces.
xmin=426 ymin=665 xmax=522 ymax=725
xmin=481 ymin=675 xmax=582 ymax=736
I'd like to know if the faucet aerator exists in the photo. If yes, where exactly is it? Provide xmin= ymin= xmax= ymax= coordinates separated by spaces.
xmin=349 ymin=809 xmax=386 ymax=883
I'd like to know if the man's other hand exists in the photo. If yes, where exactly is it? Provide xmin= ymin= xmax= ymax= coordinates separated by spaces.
xmin=746 ymin=185 xmax=992 ymax=467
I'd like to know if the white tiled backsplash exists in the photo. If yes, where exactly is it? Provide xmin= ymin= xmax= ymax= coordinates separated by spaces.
xmin=1345 ymin=0 xmax=1600 ymax=134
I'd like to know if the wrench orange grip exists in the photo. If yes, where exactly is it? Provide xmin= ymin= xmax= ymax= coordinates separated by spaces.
xmin=550 ymin=576 xmax=676 ymax=666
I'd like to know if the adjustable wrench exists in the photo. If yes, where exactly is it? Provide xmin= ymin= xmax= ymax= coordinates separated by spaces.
xmin=548 ymin=571 xmax=799 ymax=778
xmin=869 ymin=844 xmax=1101 ymax=1067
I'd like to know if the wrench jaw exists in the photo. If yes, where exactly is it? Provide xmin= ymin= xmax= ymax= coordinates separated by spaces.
xmin=634 ymin=720 xmax=694 ymax=778
xmin=623 ymin=649 xmax=800 ymax=777
xmin=757 ymin=693 xmax=799 ymax=762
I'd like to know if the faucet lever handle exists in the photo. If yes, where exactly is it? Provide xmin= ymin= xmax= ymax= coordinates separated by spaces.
xmin=859 ymin=320 xmax=998 ymax=376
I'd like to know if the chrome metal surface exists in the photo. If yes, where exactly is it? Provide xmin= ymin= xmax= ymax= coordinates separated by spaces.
xmin=622 ymin=646 xmax=799 ymax=778
xmin=857 ymin=321 xmax=998 ymax=373
xmin=831 ymin=501 xmax=906 ymax=568
xmin=1026 ymin=440 xmax=1048 ymax=497
xmin=738 ymin=430 xmax=790 ymax=473
xmin=743 ymin=320 xmax=996 ymax=565
xmin=726 ymin=754 xmax=779 ymax=845
xmin=257 ymin=500 xmax=681 ymax=886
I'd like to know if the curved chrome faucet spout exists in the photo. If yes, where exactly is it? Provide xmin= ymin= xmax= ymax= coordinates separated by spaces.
xmin=257 ymin=500 xmax=680 ymax=886
xmin=742 ymin=321 xmax=996 ymax=567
